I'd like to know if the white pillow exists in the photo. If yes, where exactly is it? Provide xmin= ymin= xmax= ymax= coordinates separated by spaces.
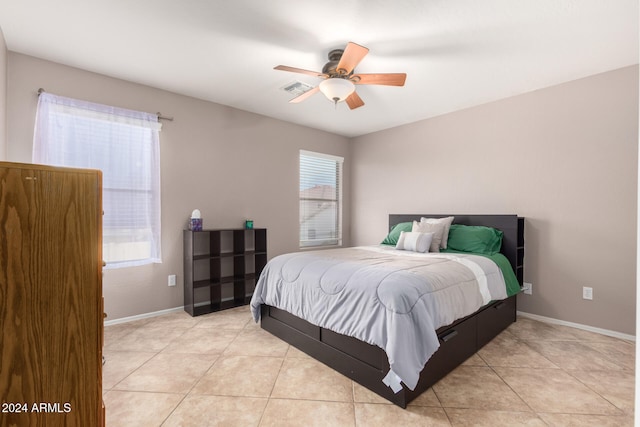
xmin=420 ymin=216 xmax=455 ymax=249
xmin=395 ymin=231 xmax=433 ymax=253
xmin=412 ymin=220 xmax=445 ymax=252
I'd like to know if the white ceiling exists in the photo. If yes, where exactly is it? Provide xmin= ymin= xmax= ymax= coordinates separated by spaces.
xmin=0 ymin=0 xmax=637 ymax=137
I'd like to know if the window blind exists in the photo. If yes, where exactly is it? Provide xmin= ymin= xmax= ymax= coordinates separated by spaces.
xmin=299 ymin=150 xmax=343 ymax=248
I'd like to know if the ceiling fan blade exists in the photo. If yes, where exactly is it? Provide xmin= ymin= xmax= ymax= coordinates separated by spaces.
xmin=289 ymin=86 xmax=320 ymax=103
xmin=274 ymin=65 xmax=326 ymax=78
xmin=345 ymin=91 xmax=365 ymax=110
xmin=353 ymin=73 xmax=407 ymax=86
xmin=336 ymin=42 xmax=369 ymax=75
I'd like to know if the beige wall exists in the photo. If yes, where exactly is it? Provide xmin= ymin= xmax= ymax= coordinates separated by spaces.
xmin=0 ymin=27 xmax=7 ymax=160
xmin=5 ymin=51 xmax=638 ymax=333
xmin=6 ymin=52 xmax=351 ymax=320
xmin=351 ymin=66 xmax=638 ymax=335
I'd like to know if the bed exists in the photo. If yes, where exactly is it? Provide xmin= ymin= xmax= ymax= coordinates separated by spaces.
xmin=251 ymin=214 xmax=524 ymax=408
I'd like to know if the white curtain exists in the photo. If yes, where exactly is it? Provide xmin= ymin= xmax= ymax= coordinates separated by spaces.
xmin=33 ymin=92 xmax=162 ymax=268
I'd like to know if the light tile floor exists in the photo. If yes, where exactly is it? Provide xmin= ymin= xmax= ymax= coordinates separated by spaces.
xmin=103 ymin=307 xmax=635 ymax=426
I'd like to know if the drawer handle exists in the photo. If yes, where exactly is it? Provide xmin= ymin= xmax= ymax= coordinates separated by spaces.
xmin=439 ymin=330 xmax=458 ymax=342
xmin=494 ymin=301 xmax=506 ymax=310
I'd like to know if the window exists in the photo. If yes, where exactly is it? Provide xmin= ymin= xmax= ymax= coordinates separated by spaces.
xmin=299 ymin=150 xmax=343 ymax=248
xmin=33 ymin=92 xmax=162 ymax=268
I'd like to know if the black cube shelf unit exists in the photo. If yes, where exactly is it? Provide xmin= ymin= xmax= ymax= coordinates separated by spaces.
xmin=184 ymin=228 xmax=267 ymax=316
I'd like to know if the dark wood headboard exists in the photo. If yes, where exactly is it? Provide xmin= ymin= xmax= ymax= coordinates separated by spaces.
xmin=389 ymin=214 xmax=522 ymax=283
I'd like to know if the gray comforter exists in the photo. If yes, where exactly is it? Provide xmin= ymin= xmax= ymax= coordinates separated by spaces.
xmin=250 ymin=245 xmax=508 ymax=392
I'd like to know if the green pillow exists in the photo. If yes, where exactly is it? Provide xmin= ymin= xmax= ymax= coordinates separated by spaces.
xmin=444 ymin=224 xmax=503 ymax=254
xmin=381 ymin=222 xmax=412 ymax=245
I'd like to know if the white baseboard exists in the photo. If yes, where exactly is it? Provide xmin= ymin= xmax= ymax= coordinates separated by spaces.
xmin=104 ymin=306 xmax=184 ymax=326
xmin=517 ymin=311 xmax=635 ymax=342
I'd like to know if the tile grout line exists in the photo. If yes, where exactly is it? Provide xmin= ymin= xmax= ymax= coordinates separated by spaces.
xmin=478 ymin=333 xmax=553 ymax=422
xmin=158 ymin=355 xmax=220 ymax=426
xmin=108 ymin=314 xmax=207 ymax=426
xmin=561 ymin=368 xmax=630 ymax=416
xmin=160 ymin=315 xmax=225 ymax=426
xmin=517 ymin=330 xmax=633 ymax=416
xmin=103 ymin=311 xmax=635 ymax=426
xmin=256 ymin=343 xmax=288 ymax=427
xmin=492 ymin=329 xmax=632 ymax=419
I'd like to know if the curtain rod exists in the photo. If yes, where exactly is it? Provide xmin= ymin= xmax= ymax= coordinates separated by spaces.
xmin=37 ymin=88 xmax=174 ymax=121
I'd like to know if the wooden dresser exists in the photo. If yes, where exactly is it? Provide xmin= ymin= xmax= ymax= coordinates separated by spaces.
xmin=0 ymin=162 xmax=104 ymax=427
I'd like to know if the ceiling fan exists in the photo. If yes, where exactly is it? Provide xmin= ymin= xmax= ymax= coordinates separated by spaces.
xmin=274 ymin=42 xmax=406 ymax=110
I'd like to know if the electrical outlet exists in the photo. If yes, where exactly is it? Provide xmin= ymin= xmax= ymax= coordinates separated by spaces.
xmin=523 ymin=282 xmax=532 ymax=295
xmin=168 ymin=274 xmax=177 ymax=287
xmin=583 ymin=286 xmax=593 ymax=300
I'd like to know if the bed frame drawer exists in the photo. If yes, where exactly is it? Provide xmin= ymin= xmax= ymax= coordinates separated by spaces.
xmin=432 ymin=315 xmax=477 ymax=369
xmin=322 ymin=328 xmax=387 ymax=370
xmin=410 ymin=314 xmax=477 ymax=395
xmin=266 ymin=306 xmax=320 ymax=340
xmin=476 ymin=296 xmax=517 ymax=348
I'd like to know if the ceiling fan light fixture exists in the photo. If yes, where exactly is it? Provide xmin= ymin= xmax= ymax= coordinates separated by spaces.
xmin=274 ymin=41 xmax=405 ymax=110
xmin=319 ymin=78 xmax=355 ymax=104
